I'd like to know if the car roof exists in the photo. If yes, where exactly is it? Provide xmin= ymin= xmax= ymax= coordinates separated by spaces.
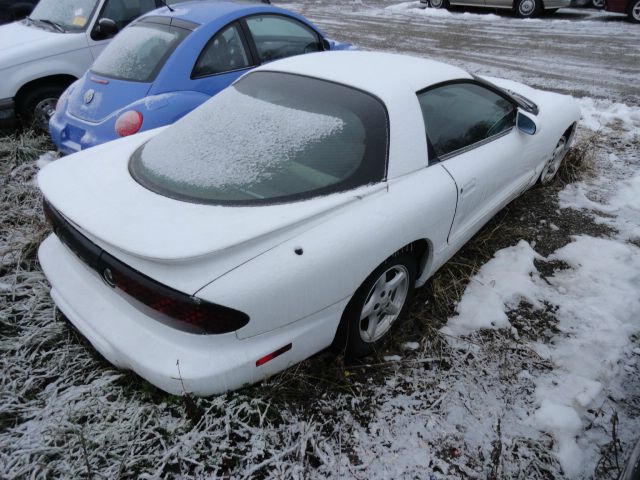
xmin=252 ymin=51 xmax=473 ymax=179
xmin=255 ymin=51 xmax=471 ymax=100
xmin=147 ymin=0 xmax=280 ymax=25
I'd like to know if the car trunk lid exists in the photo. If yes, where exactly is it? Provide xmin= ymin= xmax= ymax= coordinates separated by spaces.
xmin=67 ymin=74 xmax=151 ymax=123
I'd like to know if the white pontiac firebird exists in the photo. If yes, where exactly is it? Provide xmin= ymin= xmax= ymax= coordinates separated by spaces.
xmin=38 ymin=51 xmax=580 ymax=396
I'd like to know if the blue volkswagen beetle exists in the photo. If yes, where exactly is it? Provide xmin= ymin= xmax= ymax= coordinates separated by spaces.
xmin=49 ymin=0 xmax=349 ymax=154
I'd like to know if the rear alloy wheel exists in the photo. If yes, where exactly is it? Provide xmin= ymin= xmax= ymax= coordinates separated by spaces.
xmin=591 ymin=0 xmax=604 ymax=8
xmin=629 ymin=0 xmax=640 ymax=22
xmin=340 ymin=255 xmax=416 ymax=358
xmin=539 ymin=136 xmax=568 ymax=185
xmin=430 ymin=0 xmax=450 ymax=9
xmin=18 ymin=84 xmax=66 ymax=131
xmin=515 ymin=0 xmax=541 ymax=17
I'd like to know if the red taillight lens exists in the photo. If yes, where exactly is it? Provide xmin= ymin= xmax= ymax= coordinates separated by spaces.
xmin=115 ymin=110 xmax=143 ymax=137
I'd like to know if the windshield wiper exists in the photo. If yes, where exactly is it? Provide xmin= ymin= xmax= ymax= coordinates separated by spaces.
xmin=31 ymin=18 xmax=66 ymax=33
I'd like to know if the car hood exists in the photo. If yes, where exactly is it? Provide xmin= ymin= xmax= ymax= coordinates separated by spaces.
xmin=38 ymin=129 xmax=375 ymax=264
xmin=0 ymin=21 xmax=87 ymax=70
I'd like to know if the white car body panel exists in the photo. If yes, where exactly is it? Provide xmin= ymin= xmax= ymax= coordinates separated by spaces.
xmin=37 ymin=51 xmax=581 ymax=395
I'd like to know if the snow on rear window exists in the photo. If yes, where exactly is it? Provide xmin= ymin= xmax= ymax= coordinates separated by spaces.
xmin=139 ymin=88 xmax=345 ymax=188
xmin=91 ymin=24 xmax=187 ymax=82
xmin=130 ymin=71 xmax=389 ymax=204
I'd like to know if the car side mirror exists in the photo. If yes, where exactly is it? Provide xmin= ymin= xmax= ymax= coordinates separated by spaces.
xmin=517 ymin=111 xmax=537 ymax=135
xmin=321 ymin=38 xmax=331 ymax=50
xmin=94 ymin=18 xmax=118 ymax=39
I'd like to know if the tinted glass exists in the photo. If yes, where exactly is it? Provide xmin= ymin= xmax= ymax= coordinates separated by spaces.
xmin=29 ymin=0 xmax=98 ymax=31
xmin=91 ymin=24 xmax=188 ymax=82
xmin=130 ymin=72 xmax=388 ymax=205
xmin=192 ymin=23 xmax=251 ymax=78
xmin=100 ymin=0 xmax=157 ymax=30
xmin=418 ymin=83 xmax=516 ymax=158
xmin=246 ymin=15 xmax=322 ymax=63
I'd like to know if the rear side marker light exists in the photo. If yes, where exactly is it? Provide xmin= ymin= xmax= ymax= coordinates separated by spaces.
xmin=256 ymin=344 xmax=292 ymax=367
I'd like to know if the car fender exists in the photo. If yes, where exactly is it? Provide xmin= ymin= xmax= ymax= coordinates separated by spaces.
xmin=197 ymin=165 xmax=458 ymax=341
xmin=122 ymin=90 xmax=212 ymax=131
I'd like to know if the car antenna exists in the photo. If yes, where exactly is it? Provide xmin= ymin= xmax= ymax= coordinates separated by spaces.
xmin=158 ymin=0 xmax=175 ymax=12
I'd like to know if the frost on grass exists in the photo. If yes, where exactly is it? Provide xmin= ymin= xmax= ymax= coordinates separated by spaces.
xmin=2 ymin=98 xmax=639 ymax=479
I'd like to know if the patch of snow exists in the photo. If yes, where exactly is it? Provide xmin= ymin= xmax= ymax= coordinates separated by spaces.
xmin=383 ymin=355 xmax=402 ymax=362
xmin=402 ymin=341 xmax=420 ymax=350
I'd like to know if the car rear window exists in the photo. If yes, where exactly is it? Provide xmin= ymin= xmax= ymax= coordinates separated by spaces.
xmin=129 ymin=71 xmax=388 ymax=205
xmin=91 ymin=23 xmax=189 ymax=82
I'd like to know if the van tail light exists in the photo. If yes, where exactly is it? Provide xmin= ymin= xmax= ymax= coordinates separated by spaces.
xmin=256 ymin=344 xmax=292 ymax=367
xmin=115 ymin=110 xmax=143 ymax=137
xmin=43 ymin=199 xmax=249 ymax=335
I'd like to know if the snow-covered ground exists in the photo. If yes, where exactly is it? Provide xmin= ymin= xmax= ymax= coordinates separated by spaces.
xmin=1 ymin=2 xmax=639 ymax=478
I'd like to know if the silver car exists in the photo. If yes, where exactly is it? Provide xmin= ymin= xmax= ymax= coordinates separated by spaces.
xmin=419 ymin=0 xmax=570 ymax=18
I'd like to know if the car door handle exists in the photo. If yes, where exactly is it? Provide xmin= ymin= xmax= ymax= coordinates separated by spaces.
xmin=460 ymin=178 xmax=476 ymax=196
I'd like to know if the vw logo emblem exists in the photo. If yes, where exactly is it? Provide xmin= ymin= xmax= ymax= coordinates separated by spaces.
xmin=103 ymin=267 xmax=116 ymax=288
xmin=84 ymin=89 xmax=95 ymax=104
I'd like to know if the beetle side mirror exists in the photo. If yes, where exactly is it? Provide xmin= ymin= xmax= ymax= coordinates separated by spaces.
xmin=321 ymin=38 xmax=331 ymax=50
xmin=517 ymin=111 xmax=537 ymax=135
xmin=94 ymin=18 xmax=118 ymax=40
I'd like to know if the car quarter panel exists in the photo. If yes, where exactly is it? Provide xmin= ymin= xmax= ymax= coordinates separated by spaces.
xmin=197 ymin=166 xmax=458 ymax=340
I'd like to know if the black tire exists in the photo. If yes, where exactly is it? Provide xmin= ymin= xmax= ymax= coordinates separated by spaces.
xmin=17 ymin=84 xmax=67 ymax=131
xmin=430 ymin=0 xmax=450 ymax=9
xmin=629 ymin=0 xmax=640 ymax=22
xmin=514 ymin=0 xmax=542 ymax=17
xmin=337 ymin=254 xmax=417 ymax=359
xmin=545 ymin=7 xmax=559 ymax=13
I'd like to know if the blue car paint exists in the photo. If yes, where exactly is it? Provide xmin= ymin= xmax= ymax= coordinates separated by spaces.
xmin=49 ymin=0 xmax=350 ymax=155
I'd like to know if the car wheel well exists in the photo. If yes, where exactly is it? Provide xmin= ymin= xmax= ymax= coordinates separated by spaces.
xmin=331 ymin=239 xmax=430 ymax=351
xmin=15 ymin=75 xmax=77 ymax=111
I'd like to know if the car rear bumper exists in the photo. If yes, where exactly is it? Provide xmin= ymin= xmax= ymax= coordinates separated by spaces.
xmin=39 ymin=234 xmax=344 ymax=396
xmin=49 ymin=111 xmax=113 ymax=155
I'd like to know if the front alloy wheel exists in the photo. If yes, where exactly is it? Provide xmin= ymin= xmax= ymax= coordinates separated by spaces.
xmin=515 ymin=0 xmax=541 ymax=17
xmin=630 ymin=0 xmax=640 ymax=22
xmin=339 ymin=255 xmax=416 ymax=358
xmin=539 ymin=136 xmax=568 ymax=184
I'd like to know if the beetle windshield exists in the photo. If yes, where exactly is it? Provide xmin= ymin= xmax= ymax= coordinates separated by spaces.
xmin=91 ymin=23 xmax=189 ymax=82
xmin=29 ymin=0 xmax=99 ymax=31
xmin=130 ymin=71 xmax=388 ymax=205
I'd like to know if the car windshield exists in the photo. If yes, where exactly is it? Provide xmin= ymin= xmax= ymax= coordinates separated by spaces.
xmin=130 ymin=71 xmax=389 ymax=205
xmin=29 ymin=0 xmax=99 ymax=31
xmin=91 ymin=23 xmax=189 ymax=82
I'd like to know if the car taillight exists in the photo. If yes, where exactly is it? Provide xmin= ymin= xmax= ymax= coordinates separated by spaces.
xmin=43 ymin=199 xmax=249 ymax=335
xmin=115 ymin=110 xmax=143 ymax=137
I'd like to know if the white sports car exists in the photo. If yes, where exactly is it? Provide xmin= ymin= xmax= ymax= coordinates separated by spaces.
xmin=38 ymin=51 xmax=580 ymax=396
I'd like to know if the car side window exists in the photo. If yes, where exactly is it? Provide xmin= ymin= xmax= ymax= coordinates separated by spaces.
xmin=245 ymin=14 xmax=322 ymax=64
xmin=100 ymin=0 xmax=157 ymax=31
xmin=192 ymin=23 xmax=251 ymax=78
xmin=417 ymin=82 xmax=516 ymax=159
